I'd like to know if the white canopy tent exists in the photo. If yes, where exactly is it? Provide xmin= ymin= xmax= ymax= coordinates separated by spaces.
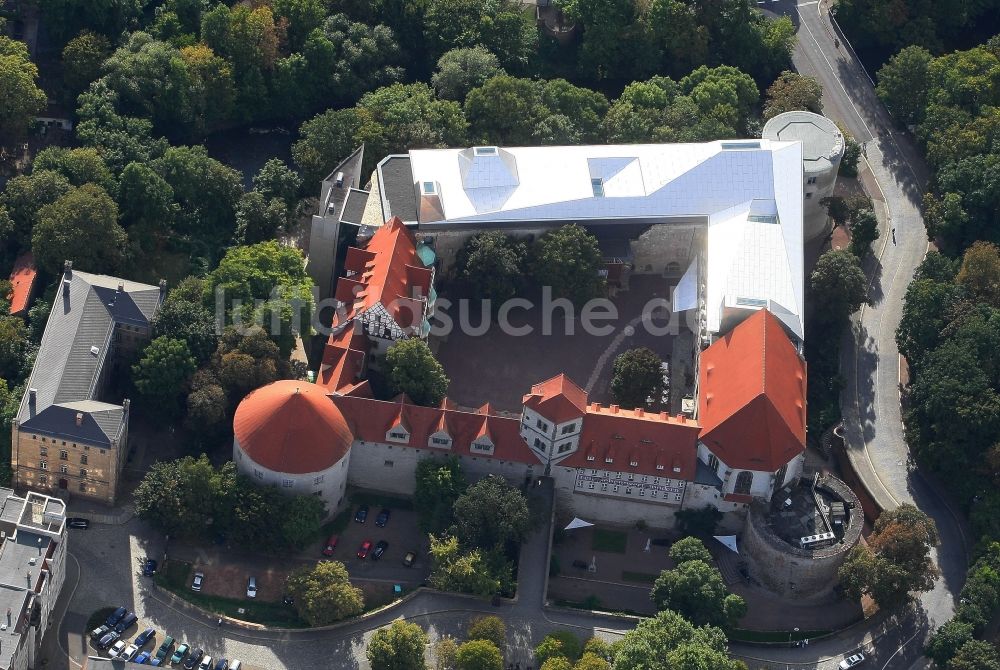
xmin=564 ymin=518 xmax=594 ymax=531
xmin=714 ymin=535 xmax=739 ymax=554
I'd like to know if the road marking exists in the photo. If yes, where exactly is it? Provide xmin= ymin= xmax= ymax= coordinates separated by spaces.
xmin=880 ymin=628 xmax=920 ymax=670
xmin=57 ymin=551 xmax=84 ymax=669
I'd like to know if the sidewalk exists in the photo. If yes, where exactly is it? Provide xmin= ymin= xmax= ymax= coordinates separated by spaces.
xmin=66 ymin=499 xmax=134 ymax=525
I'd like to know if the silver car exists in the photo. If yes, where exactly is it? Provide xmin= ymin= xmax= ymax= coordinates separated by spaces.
xmin=839 ymin=653 xmax=865 ymax=669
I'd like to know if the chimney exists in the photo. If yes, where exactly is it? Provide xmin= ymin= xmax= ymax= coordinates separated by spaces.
xmin=635 ymin=408 xmax=644 ymax=417
xmin=590 ymin=402 xmax=599 ymax=411
xmin=28 ymin=389 xmax=36 ymax=404
xmin=334 ymin=171 xmax=345 ymax=188
xmin=610 ymin=405 xmax=619 ymax=414
xmin=117 ymin=282 xmax=124 ymax=293
xmin=63 ymin=260 xmax=72 ymax=278
xmin=159 ymin=279 xmax=167 ymax=294
xmin=676 ymin=413 xmax=685 ymax=423
xmin=122 ymin=399 xmax=130 ymax=415
xmin=659 ymin=411 xmax=669 ymax=420
xmin=74 ymin=412 xmax=83 ymax=427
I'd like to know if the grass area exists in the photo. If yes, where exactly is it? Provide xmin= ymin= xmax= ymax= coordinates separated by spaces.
xmin=554 ymin=598 xmax=645 ymax=617
xmin=591 ymin=529 xmax=628 ymax=554
xmin=729 ymin=628 xmax=832 ymax=643
xmin=621 ymin=571 xmax=659 ymax=584
xmin=86 ymin=607 xmax=117 ymax=632
xmin=349 ymin=490 xmax=414 ymax=511
xmin=155 ymin=559 xmax=306 ymax=628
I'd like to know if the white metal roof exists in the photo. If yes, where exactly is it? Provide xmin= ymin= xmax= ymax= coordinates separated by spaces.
xmin=406 ymin=140 xmax=804 ymax=338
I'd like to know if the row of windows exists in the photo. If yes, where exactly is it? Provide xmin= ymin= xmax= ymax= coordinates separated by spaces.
xmin=38 ymin=448 xmax=88 ymax=464
xmin=31 ymin=435 xmax=103 ymax=453
xmin=579 ymin=470 xmax=677 ymax=485
xmin=584 ymin=454 xmax=660 ymax=469
xmin=580 ymin=480 xmax=682 ymax=502
xmin=37 ymin=462 xmax=88 ymax=477
xmin=27 ymin=472 xmax=89 ymax=493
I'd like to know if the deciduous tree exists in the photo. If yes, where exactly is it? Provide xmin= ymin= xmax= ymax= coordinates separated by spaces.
xmin=428 ymin=534 xmax=501 ymax=596
xmin=453 ymin=476 xmax=530 ymax=549
xmin=414 ymin=456 xmax=467 ymax=534
xmin=0 ymin=37 xmax=48 ymax=143
xmin=384 ymin=339 xmax=449 ymax=407
xmin=453 ymin=231 xmax=526 ymax=302
xmin=651 ymin=560 xmax=746 ymax=627
xmin=808 ymin=250 xmax=868 ymax=327
xmin=132 ymin=337 xmax=197 ymax=418
xmin=62 ymin=30 xmax=112 ymax=96
xmin=432 ymin=47 xmax=504 ymax=101
xmin=529 ymin=225 xmax=604 ymax=306
xmin=468 ymin=616 xmax=506 ymax=651
xmin=763 ymin=71 xmax=823 ymax=119
xmin=610 ymin=348 xmax=665 ymax=410
xmin=454 ymin=640 xmax=503 ymax=670
xmin=286 ymin=560 xmax=364 ymax=625
xmin=32 ymin=183 xmax=127 ymax=275
xmin=876 ymin=46 xmax=933 ymax=126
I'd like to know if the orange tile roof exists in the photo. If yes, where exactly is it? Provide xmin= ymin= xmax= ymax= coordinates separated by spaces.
xmin=698 ymin=309 xmax=806 ymax=473
xmin=234 ymin=380 xmax=353 ymax=474
xmin=317 ymin=324 xmax=370 ymax=394
xmin=522 ymin=374 xmax=589 ymax=424
xmin=561 ymin=404 xmax=701 ymax=480
xmin=333 ymin=216 xmax=432 ymax=331
xmin=7 ymin=252 xmax=36 ymax=316
xmin=331 ymin=394 xmax=539 ymax=464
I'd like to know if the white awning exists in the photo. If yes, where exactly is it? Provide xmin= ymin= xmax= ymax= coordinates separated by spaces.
xmin=672 ymin=258 xmax=699 ymax=312
xmin=565 ymin=518 xmax=594 ymax=531
xmin=714 ymin=535 xmax=739 ymax=554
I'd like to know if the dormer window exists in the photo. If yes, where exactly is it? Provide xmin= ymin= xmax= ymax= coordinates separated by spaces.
xmin=586 ymin=455 xmax=595 ymax=461
xmin=473 ymin=146 xmax=498 ymax=156
xmin=472 ymin=441 xmax=492 ymax=452
xmin=387 ymin=428 xmax=409 ymax=443
xmin=605 ymin=457 xmax=613 ymax=464
xmin=629 ymin=460 xmax=638 ymax=467
xmin=656 ymin=464 xmax=664 ymax=470
xmin=591 ymin=177 xmax=605 ymax=197
xmin=430 ymin=436 xmax=451 ymax=447
xmin=421 ymin=181 xmax=437 ymax=195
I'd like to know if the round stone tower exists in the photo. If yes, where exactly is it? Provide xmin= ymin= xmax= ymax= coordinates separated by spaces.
xmin=763 ymin=111 xmax=845 ymax=241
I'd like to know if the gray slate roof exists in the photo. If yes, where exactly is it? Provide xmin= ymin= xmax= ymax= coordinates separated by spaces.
xmin=378 ymin=155 xmax=417 ymax=222
xmin=320 ymin=145 xmax=365 ymax=218
xmin=17 ymin=270 xmax=163 ymax=447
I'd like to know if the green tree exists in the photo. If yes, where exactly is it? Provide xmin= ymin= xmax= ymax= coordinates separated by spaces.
xmin=62 ymin=30 xmax=112 ymax=96
xmin=423 ymin=0 xmax=536 ymax=71
xmin=434 ymin=638 xmax=458 ymax=670
xmin=367 ymin=619 xmax=428 ymax=670
xmin=32 ymin=183 xmax=127 ymax=275
xmin=876 ymin=45 xmax=933 ymax=126
xmin=0 ymin=36 xmax=48 ymax=143
xmin=384 ymin=339 xmax=449 ymax=407
xmin=185 ymin=371 xmax=229 ymax=437
xmin=763 ymin=71 xmax=823 ymax=119
xmin=0 ymin=315 xmax=32 ymax=384
xmin=453 ymin=476 xmax=530 ymax=549
xmin=132 ymin=337 xmax=197 ymax=418
xmin=414 ymin=456 xmax=467 ymax=534
xmin=895 ymin=278 xmax=962 ymax=369
xmin=957 ymin=241 xmax=1000 ymax=306
xmin=153 ymin=277 xmax=218 ymax=364
xmin=32 ymin=147 xmax=114 ymax=191
xmin=179 ymin=43 xmax=237 ymax=136
xmin=613 ymin=609 xmax=743 ymax=670
xmin=432 ymin=46 xmax=504 ymax=101
xmin=116 ymin=162 xmax=178 ymax=249
xmin=254 ymin=159 xmax=302 ymax=211
xmin=0 ymin=379 xmax=20 ymax=484
xmin=949 ymin=640 xmax=1000 ymax=670
xmin=286 ymin=560 xmax=364 ymax=625
xmin=529 ymin=225 xmax=604 ymax=306
xmin=357 ymin=82 xmax=468 ymax=160
xmin=669 ymin=537 xmax=713 ymax=565
xmin=839 ymin=126 xmax=862 ymax=178
xmin=849 ymin=208 xmax=880 ymax=258
xmin=925 ymin=619 xmax=975 ymax=667
xmin=651 ymin=560 xmax=746 ymax=627
xmin=133 ymin=454 xmax=221 ymax=536
xmin=75 ymin=80 xmax=169 ymax=173
xmin=428 ymin=534 xmax=501 ymax=596
xmin=454 ymin=640 xmax=503 ymax=670
xmin=280 ymin=494 xmax=327 ymax=547
xmin=151 ymin=145 xmax=243 ymax=243
xmin=234 ymin=191 xmax=287 ymax=245
xmin=453 ymin=231 xmax=526 ymax=301
xmin=467 ymin=616 xmax=506 ymax=651
xmin=464 ymin=75 xmax=540 ymax=144
xmin=536 ymin=632 xmax=581 ymax=663
xmin=1 ymin=170 xmax=71 ymax=249
xmin=540 ymin=659 xmax=572 ymax=670
xmin=272 ymin=0 xmax=326 ymax=52
xmin=309 ymin=14 xmax=405 ymax=107
xmin=809 ymin=250 xmax=868 ymax=327
xmin=292 ymin=107 xmax=366 ymax=186
xmin=610 ymin=347 xmax=665 ymax=410
xmin=574 ymin=653 xmax=611 ymax=670
xmin=557 ymin=0 xmax=636 ymax=80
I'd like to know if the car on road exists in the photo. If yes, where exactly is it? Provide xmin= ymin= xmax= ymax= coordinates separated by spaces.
xmin=110 ymin=640 xmax=127 ymax=657
xmin=322 ymin=534 xmax=339 ymax=556
xmin=155 ymin=635 xmax=175 ymax=660
xmin=183 ymin=648 xmax=204 ymax=670
xmin=171 ymin=643 xmax=190 ymax=664
xmin=135 ymin=650 xmax=152 ymax=664
xmin=142 ymin=558 xmax=158 ymax=576
xmin=105 ymin=607 xmax=127 ymax=628
xmin=90 ymin=624 xmax=111 ymax=640
xmin=571 ymin=559 xmax=588 ymax=570
xmin=97 ymin=630 xmax=120 ymax=650
xmin=213 ymin=659 xmax=229 ymax=670
xmin=114 ymin=612 xmax=137 ymax=634
xmin=66 ymin=517 xmax=90 ymax=529
xmin=134 ymin=627 xmax=155 ymax=647
xmin=191 ymin=572 xmax=204 ymax=592
xmin=357 ymin=539 xmax=373 ymax=559
xmin=121 ymin=644 xmax=139 ymax=661
xmin=372 ymin=540 xmax=388 ymax=560
xmin=199 ymin=654 xmax=213 ymax=670
xmin=246 ymin=577 xmax=257 ymax=599
xmin=839 ymin=653 xmax=866 ymax=669
xmin=354 ymin=505 xmax=369 ymax=523
xmin=375 ymin=508 xmax=390 ymax=527
xmin=402 ymin=551 xmax=416 ymax=567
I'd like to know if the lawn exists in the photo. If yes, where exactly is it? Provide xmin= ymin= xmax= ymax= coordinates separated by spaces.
xmin=154 ymin=559 xmax=306 ymax=628
xmin=621 ymin=571 xmax=659 ymax=584
xmin=591 ymin=529 xmax=628 ymax=554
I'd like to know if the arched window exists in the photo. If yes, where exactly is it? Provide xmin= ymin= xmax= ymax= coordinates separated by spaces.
xmin=708 ymin=454 xmax=720 ymax=473
xmin=734 ymin=471 xmax=753 ymax=495
xmin=773 ymin=464 xmax=788 ymax=493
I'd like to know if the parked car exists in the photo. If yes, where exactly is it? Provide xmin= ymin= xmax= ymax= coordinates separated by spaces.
xmin=246 ymin=577 xmax=257 ymax=599
xmin=109 ymin=640 xmax=127 ymax=657
xmin=571 ymin=559 xmax=589 ymax=570
xmin=66 ymin=517 xmax=90 ymax=529
xmin=134 ymin=627 xmax=155 ymax=648
xmin=354 ymin=505 xmax=369 ymax=523
xmin=155 ymin=635 xmax=175 ymax=660
xmin=151 ymin=658 xmax=164 ymax=666
xmin=142 ymin=558 xmax=158 ymax=576
xmin=191 ymin=572 xmax=204 ymax=592
xmin=322 ymin=535 xmax=339 ymax=556
xmin=213 ymin=659 xmax=229 ymax=670
xmin=402 ymin=551 xmax=416 ymax=567
xmin=97 ymin=630 xmax=120 ymax=650
xmin=121 ymin=644 xmax=140 ymax=661
xmin=199 ymin=655 xmax=214 ymax=670
xmin=114 ymin=612 xmax=137 ymax=634
xmin=229 ymin=661 xmax=242 ymax=670
xmin=171 ymin=643 xmax=190 ymax=664
xmin=374 ymin=508 xmax=390 ymax=527
xmin=135 ymin=651 xmax=152 ymax=664
xmin=372 ymin=540 xmax=388 ymax=560
xmin=839 ymin=654 xmax=865 ymax=669
xmin=357 ymin=540 xmax=373 ymax=559
xmin=90 ymin=624 xmax=110 ymax=640
xmin=104 ymin=607 xmax=127 ymax=628
xmin=183 ymin=648 xmax=204 ymax=670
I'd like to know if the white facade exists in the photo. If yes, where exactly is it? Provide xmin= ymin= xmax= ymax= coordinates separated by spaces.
xmin=233 ymin=437 xmax=352 ymax=514
xmin=519 ymin=406 xmax=583 ymax=468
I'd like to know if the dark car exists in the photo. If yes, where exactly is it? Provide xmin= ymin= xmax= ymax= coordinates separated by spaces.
xmin=97 ymin=630 xmax=120 ymax=650
xmin=66 ymin=517 xmax=90 ymax=529
xmin=372 ymin=540 xmax=388 ymax=560
xmin=322 ymin=534 xmax=339 ymax=557
xmin=354 ymin=505 xmax=369 ymax=524
xmin=571 ymin=559 xmax=589 ymax=570
xmin=183 ymin=648 xmax=204 ymax=670
xmin=90 ymin=624 xmax=111 ymax=640
xmin=357 ymin=540 xmax=373 ymax=559
xmin=114 ymin=612 xmax=137 ymax=634
xmin=402 ymin=551 xmax=416 ymax=567
xmin=142 ymin=558 xmax=158 ymax=576
xmin=134 ymin=627 xmax=156 ymax=647
xmin=214 ymin=660 xmax=229 ymax=670
xmin=105 ymin=607 xmax=127 ymax=628
xmin=374 ymin=508 xmax=391 ymax=527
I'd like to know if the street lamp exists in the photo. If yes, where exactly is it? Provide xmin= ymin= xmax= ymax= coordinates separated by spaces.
xmin=787 ymin=627 xmax=800 ymax=670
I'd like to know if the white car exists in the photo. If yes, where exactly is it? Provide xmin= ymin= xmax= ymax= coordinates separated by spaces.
xmin=191 ymin=572 xmax=204 ymax=592
xmin=199 ymin=655 xmax=213 ymax=670
xmin=109 ymin=640 xmax=127 ymax=657
xmin=120 ymin=644 xmax=139 ymax=661
xmin=246 ymin=576 xmax=257 ymax=599
xmin=839 ymin=653 xmax=866 ymax=669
